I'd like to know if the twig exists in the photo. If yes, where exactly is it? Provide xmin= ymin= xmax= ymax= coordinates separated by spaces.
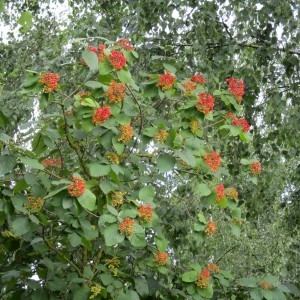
xmin=60 ymin=103 xmax=91 ymax=178
xmin=216 ymin=245 xmax=239 ymax=264
xmin=125 ymin=84 xmax=143 ymax=135
xmin=42 ymin=234 xmax=83 ymax=277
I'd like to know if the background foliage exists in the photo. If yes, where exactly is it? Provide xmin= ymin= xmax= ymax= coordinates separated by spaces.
xmin=0 ymin=0 xmax=299 ymax=299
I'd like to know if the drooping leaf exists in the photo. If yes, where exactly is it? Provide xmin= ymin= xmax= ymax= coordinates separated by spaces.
xmin=82 ymin=50 xmax=98 ymax=72
xmin=77 ymin=189 xmax=96 ymax=211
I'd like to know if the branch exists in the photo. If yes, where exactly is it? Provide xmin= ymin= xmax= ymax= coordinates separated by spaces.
xmin=125 ymin=84 xmax=143 ymax=135
xmin=43 ymin=237 xmax=83 ymax=277
xmin=60 ymin=103 xmax=91 ymax=179
xmin=216 ymin=245 xmax=239 ymax=264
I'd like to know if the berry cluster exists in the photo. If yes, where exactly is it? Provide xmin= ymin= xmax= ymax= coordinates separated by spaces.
xmin=105 ymin=80 xmax=126 ymax=103
xmin=191 ymin=74 xmax=205 ymax=85
xmin=114 ymin=38 xmax=134 ymax=51
xmin=92 ymin=106 xmax=111 ymax=125
xmin=215 ymin=184 xmax=225 ymax=203
xmin=250 ymin=161 xmax=262 ymax=176
xmin=226 ymin=77 xmax=245 ymax=104
xmin=87 ymin=45 xmax=98 ymax=53
xmin=111 ymin=191 xmax=126 ymax=207
xmin=119 ymin=218 xmax=135 ymax=236
xmin=89 ymin=284 xmax=102 ymax=299
xmin=207 ymin=263 xmax=220 ymax=273
xmin=77 ymin=90 xmax=91 ymax=102
xmin=154 ymin=251 xmax=169 ymax=266
xmin=232 ymin=118 xmax=250 ymax=132
xmin=138 ymin=204 xmax=153 ymax=223
xmin=232 ymin=217 xmax=243 ymax=226
xmin=225 ymin=187 xmax=239 ymax=201
xmin=109 ymin=50 xmax=127 ymax=70
xmin=39 ymin=73 xmax=59 ymax=93
xmin=154 ymin=129 xmax=169 ymax=143
xmin=105 ymin=257 xmax=120 ymax=276
xmin=25 ymin=196 xmax=44 ymax=211
xmin=83 ymin=44 xmax=107 ymax=65
xmin=205 ymin=221 xmax=217 ymax=236
xmin=181 ymin=81 xmax=196 ymax=94
xmin=41 ymin=157 xmax=62 ymax=168
xmin=68 ymin=177 xmax=85 ymax=197
xmin=204 ymin=151 xmax=221 ymax=173
xmin=157 ymin=72 xmax=175 ymax=90
xmin=98 ymin=44 xmax=107 ymax=61
xmin=260 ymin=280 xmax=272 ymax=290
xmin=225 ymin=112 xmax=237 ymax=120
xmin=105 ymin=151 xmax=120 ymax=164
xmin=195 ymin=267 xmax=211 ymax=288
xmin=118 ymin=123 xmax=133 ymax=142
xmin=189 ymin=119 xmax=199 ymax=134
xmin=196 ymin=92 xmax=215 ymax=115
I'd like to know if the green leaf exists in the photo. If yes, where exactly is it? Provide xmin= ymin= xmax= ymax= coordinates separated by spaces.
xmin=128 ymin=223 xmax=146 ymax=247
xmin=77 ymin=189 xmax=96 ymax=211
xmin=139 ymin=186 xmax=155 ymax=202
xmin=79 ymin=119 xmax=93 ymax=134
xmin=240 ymin=158 xmax=257 ymax=165
xmin=12 ymin=217 xmax=31 ymax=236
xmin=88 ymin=163 xmax=110 ymax=177
xmin=157 ymin=153 xmax=176 ymax=173
xmin=261 ymin=289 xmax=276 ymax=300
xmin=134 ymin=277 xmax=149 ymax=297
xmin=112 ymin=139 xmax=125 ymax=155
xmin=163 ymin=63 xmax=177 ymax=73
xmin=80 ymin=97 xmax=97 ymax=107
xmin=82 ymin=50 xmax=98 ymax=72
xmin=100 ymin=273 xmax=114 ymax=286
xmin=44 ymin=186 xmax=67 ymax=199
xmin=263 ymin=275 xmax=278 ymax=286
xmin=104 ymin=223 xmax=124 ymax=246
xmin=239 ymin=277 xmax=258 ymax=287
xmin=205 ymin=112 xmax=214 ymax=121
xmin=0 ymin=133 xmax=12 ymax=143
xmin=195 ymin=184 xmax=212 ymax=197
xmin=99 ymin=181 xmax=114 ymax=194
xmin=182 ymin=271 xmax=198 ymax=282
xmin=20 ymin=156 xmax=44 ymax=170
xmin=282 ymin=283 xmax=300 ymax=296
xmin=197 ymin=285 xmax=213 ymax=298
xmin=98 ymin=214 xmax=117 ymax=227
xmin=0 ymin=154 xmax=16 ymax=175
xmin=176 ymin=149 xmax=196 ymax=167
xmin=197 ymin=213 xmax=207 ymax=224
xmin=107 ymin=204 xmax=118 ymax=216
xmin=117 ymin=68 xmax=132 ymax=83
xmin=85 ymin=80 xmax=103 ymax=89
xmin=0 ymin=0 xmax=5 ymax=12
xmin=22 ymin=74 xmax=39 ymax=88
xmin=99 ymin=60 xmax=113 ymax=75
xmin=73 ymin=286 xmax=90 ymax=300
xmin=250 ymin=176 xmax=258 ymax=185
xmin=143 ymin=84 xmax=158 ymax=98
xmin=229 ymin=223 xmax=241 ymax=237
xmin=220 ymin=270 xmax=234 ymax=280
xmin=18 ymin=11 xmax=33 ymax=32
xmin=68 ymin=233 xmax=82 ymax=247
xmin=155 ymin=236 xmax=168 ymax=251
xmin=239 ymin=131 xmax=252 ymax=142
xmin=249 ymin=289 xmax=263 ymax=300
xmin=119 ymin=209 xmax=137 ymax=219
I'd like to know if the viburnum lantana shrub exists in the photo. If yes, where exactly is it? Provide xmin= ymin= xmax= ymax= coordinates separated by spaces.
xmin=0 ymin=38 xmax=292 ymax=300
